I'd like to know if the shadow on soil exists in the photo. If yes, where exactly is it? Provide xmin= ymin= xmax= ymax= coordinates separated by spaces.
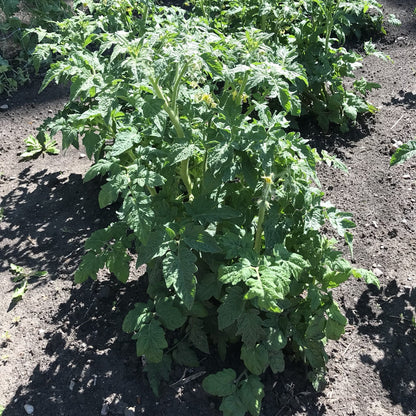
xmin=349 ymin=281 xmax=416 ymax=415
xmin=0 ymin=167 xmax=113 ymax=279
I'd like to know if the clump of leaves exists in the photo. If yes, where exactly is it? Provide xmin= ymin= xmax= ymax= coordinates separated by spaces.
xmin=30 ymin=1 xmax=379 ymax=414
xmin=189 ymin=0 xmax=386 ymax=131
xmin=20 ymin=132 xmax=59 ymax=160
xmin=390 ymin=139 xmax=416 ymax=166
xmin=10 ymin=263 xmax=47 ymax=301
xmin=0 ymin=0 xmax=71 ymax=95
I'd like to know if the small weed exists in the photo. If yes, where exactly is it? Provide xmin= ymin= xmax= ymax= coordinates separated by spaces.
xmin=0 ymin=355 xmax=9 ymax=363
xmin=1 ymin=331 xmax=11 ymax=346
xmin=0 ymin=404 xmax=5 ymax=415
xmin=10 ymin=263 xmax=48 ymax=302
xmin=12 ymin=316 xmax=20 ymax=325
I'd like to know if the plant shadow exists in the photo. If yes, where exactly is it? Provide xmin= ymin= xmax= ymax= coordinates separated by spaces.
xmin=348 ymin=280 xmax=416 ymax=414
xmin=0 ymin=166 xmax=114 ymax=280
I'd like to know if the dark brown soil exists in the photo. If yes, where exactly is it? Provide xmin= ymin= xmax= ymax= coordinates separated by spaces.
xmin=1 ymin=1 xmax=415 ymax=415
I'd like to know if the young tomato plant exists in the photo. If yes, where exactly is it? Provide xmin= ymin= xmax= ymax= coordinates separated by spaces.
xmin=189 ymin=0 xmax=385 ymax=131
xmin=32 ymin=1 xmax=379 ymax=414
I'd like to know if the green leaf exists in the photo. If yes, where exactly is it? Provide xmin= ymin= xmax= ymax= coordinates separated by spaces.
xmin=144 ymin=354 xmax=172 ymax=396
xmin=84 ymin=159 xmax=114 ymax=182
xmin=162 ymin=243 xmax=197 ymax=310
xmin=120 ymin=194 xmax=154 ymax=244
xmin=238 ymin=375 xmax=265 ymax=416
xmin=132 ymin=167 xmax=166 ymax=188
xmin=352 ymin=268 xmax=380 ymax=289
xmin=218 ymin=286 xmax=245 ymax=330
xmin=343 ymin=103 xmax=357 ymax=121
xmin=240 ymin=344 xmax=268 ymax=375
xmin=390 ymin=140 xmax=416 ymax=166
xmin=220 ymin=231 xmax=254 ymax=260
xmin=172 ymin=341 xmax=200 ymax=367
xmin=202 ymin=369 xmax=236 ymax=397
xmin=305 ymin=314 xmax=326 ymax=341
xmin=136 ymin=230 xmax=171 ymax=265
xmin=218 ymin=260 xmax=254 ymax=285
xmin=83 ymin=131 xmax=104 ymax=159
xmin=142 ymin=97 xmax=164 ymax=118
xmin=134 ymin=320 xmax=168 ymax=363
xmin=111 ymin=130 xmax=140 ymax=156
xmin=219 ymin=394 xmax=247 ymax=416
xmin=74 ymin=251 xmax=105 ymax=283
xmin=12 ymin=280 xmax=28 ymax=300
xmin=155 ymin=298 xmax=187 ymax=330
xmin=182 ymin=225 xmax=220 ymax=253
xmin=122 ymin=302 xmax=151 ymax=333
xmin=241 ymin=153 xmax=258 ymax=189
xmin=304 ymin=339 xmax=327 ymax=369
xmin=325 ymin=206 xmax=356 ymax=238
xmin=273 ymin=244 xmax=309 ymax=279
xmin=245 ymin=265 xmax=290 ymax=312
xmin=236 ymin=309 xmax=265 ymax=348
xmin=196 ymin=273 xmax=223 ymax=301
xmin=201 ymin=52 xmax=223 ymax=76
xmin=269 ymin=349 xmax=285 ymax=373
xmin=106 ymin=241 xmax=131 ymax=283
xmin=187 ymin=197 xmax=241 ymax=223
xmin=98 ymin=181 xmax=119 ymax=208
xmin=325 ymin=302 xmax=347 ymax=340
xmin=188 ymin=317 xmax=210 ymax=354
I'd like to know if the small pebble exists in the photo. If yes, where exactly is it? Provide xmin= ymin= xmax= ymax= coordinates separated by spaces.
xmin=69 ymin=379 xmax=76 ymax=391
xmin=403 ymin=174 xmax=411 ymax=179
xmin=373 ymin=268 xmax=383 ymax=277
xmin=24 ymin=404 xmax=34 ymax=415
xmin=79 ymin=153 xmax=87 ymax=159
xmin=0 ymin=104 xmax=9 ymax=111
xmin=124 ymin=407 xmax=135 ymax=416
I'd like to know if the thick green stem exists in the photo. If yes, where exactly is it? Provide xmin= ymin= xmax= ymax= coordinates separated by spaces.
xmin=147 ymin=185 xmax=157 ymax=196
xmin=172 ymin=63 xmax=189 ymax=115
xmin=254 ymin=177 xmax=272 ymax=254
xmin=149 ymin=76 xmax=194 ymax=199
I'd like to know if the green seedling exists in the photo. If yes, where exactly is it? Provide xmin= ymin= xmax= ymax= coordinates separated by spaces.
xmin=1 ymin=331 xmax=11 ymax=347
xmin=12 ymin=316 xmax=21 ymax=325
xmin=20 ymin=133 xmax=60 ymax=160
xmin=10 ymin=264 xmax=48 ymax=301
xmin=0 ymin=355 xmax=9 ymax=363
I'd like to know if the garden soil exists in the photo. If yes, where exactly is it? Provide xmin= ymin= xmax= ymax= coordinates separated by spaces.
xmin=0 ymin=1 xmax=415 ymax=415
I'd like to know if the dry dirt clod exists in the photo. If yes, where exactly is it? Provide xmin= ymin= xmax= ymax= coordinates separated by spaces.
xmin=24 ymin=404 xmax=34 ymax=415
xmin=100 ymin=403 xmax=109 ymax=416
xmin=373 ymin=268 xmax=384 ymax=278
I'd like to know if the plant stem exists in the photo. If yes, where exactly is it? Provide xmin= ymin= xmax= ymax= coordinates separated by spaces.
xmin=254 ymin=176 xmax=272 ymax=254
xmin=147 ymin=185 xmax=157 ymax=196
xmin=149 ymin=76 xmax=194 ymax=200
xmin=172 ymin=62 xmax=189 ymax=115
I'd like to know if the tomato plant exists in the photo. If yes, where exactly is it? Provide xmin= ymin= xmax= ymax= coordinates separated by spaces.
xmin=189 ymin=0 xmax=385 ymax=131
xmin=30 ymin=1 xmax=381 ymax=414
